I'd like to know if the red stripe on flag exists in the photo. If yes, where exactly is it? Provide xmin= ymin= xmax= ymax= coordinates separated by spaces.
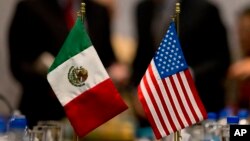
xmin=161 ymin=79 xmax=185 ymax=129
xmin=148 ymin=65 xmax=174 ymax=133
xmin=142 ymin=74 xmax=169 ymax=135
xmin=169 ymin=75 xmax=192 ymax=126
xmin=138 ymin=85 xmax=161 ymax=139
xmin=176 ymin=72 xmax=199 ymax=123
xmin=64 ymin=79 xmax=128 ymax=137
xmin=184 ymin=70 xmax=207 ymax=119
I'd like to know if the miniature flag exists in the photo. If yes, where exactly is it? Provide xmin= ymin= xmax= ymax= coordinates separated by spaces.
xmin=137 ymin=22 xmax=207 ymax=139
xmin=47 ymin=18 xmax=128 ymax=137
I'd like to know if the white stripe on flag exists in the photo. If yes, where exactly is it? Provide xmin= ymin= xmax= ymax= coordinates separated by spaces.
xmin=172 ymin=74 xmax=196 ymax=124
xmin=145 ymin=67 xmax=173 ymax=133
xmin=164 ymin=77 xmax=188 ymax=127
xmin=151 ymin=61 xmax=180 ymax=131
xmin=140 ymin=80 xmax=166 ymax=137
xmin=180 ymin=71 xmax=203 ymax=121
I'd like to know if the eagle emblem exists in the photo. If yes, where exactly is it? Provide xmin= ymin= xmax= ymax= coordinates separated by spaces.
xmin=68 ymin=66 xmax=88 ymax=87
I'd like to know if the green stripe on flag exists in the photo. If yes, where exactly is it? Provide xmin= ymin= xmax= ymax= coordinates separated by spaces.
xmin=48 ymin=18 xmax=92 ymax=72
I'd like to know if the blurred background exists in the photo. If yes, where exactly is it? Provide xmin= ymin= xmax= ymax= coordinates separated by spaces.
xmin=1 ymin=0 xmax=250 ymax=140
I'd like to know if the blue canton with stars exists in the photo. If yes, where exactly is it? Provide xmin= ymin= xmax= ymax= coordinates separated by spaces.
xmin=153 ymin=22 xmax=188 ymax=79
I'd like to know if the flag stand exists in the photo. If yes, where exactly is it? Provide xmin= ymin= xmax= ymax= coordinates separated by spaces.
xmin=174 ymin=2 xmax=181 ymax=141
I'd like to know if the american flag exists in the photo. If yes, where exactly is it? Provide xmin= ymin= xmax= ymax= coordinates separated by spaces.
xmin=137 ymin=22 xmax=207 ymax=139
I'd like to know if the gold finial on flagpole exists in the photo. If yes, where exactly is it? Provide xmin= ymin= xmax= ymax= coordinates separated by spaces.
xmin=80 ymin=2 xmax=86 ymax=21
xmin=77 ymin=1 xmax=86 ymax=21
xmin=175 ymin=2 xmax=181 ymax=14
xmin=175 ymin=2 xmax=181 ymax=35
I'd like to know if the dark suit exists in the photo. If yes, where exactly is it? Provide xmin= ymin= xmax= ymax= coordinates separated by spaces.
xmin=9 ymin=0 xmax=116 ymax=127
xmin=85 ymin=0 xmax=116 ymax=68
xmin=132 ymin=0 xmax=231 ymax=113
xmin=179 ymin=0 xmax=231 ymax=113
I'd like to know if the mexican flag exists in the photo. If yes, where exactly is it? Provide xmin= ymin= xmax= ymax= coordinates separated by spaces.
xmin=47 ymin=18 xmax=128 ymax=137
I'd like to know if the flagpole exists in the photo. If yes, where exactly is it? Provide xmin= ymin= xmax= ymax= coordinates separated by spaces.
xmin=174 ymin=3 xmax=182 ymax=141
xmin=74 ymin=2 xmax=86 ymax=141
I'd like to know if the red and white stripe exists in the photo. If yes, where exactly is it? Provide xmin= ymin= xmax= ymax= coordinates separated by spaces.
xmin=138 ymin=60 xmax=207 ymax=139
